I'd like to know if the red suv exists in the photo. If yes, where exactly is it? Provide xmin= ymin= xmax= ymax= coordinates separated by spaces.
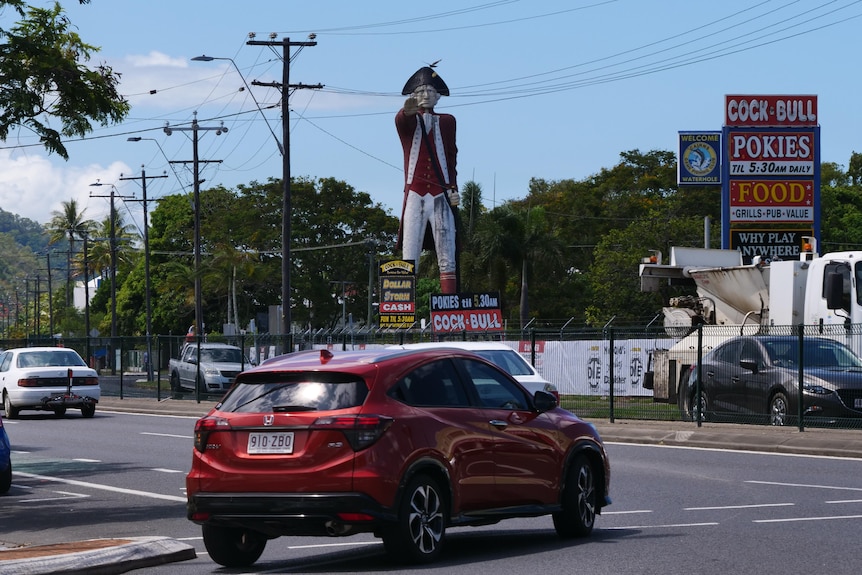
xmin=186 ymin=348 xmax=611 ymax=567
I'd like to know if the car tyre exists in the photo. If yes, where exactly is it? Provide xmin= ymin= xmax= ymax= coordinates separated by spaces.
xmin=553 ymin=454 xmax=597 ymax=538
xmin=202 ymin=524 xmax=266 ymax=568
xmin=169 ymin=372 xmax=183 ymax=398
xmin=81 ymin=404 xmax=96 ymax=418
xmin=3 ymin=393 xmax=19 ymax=420
xmin=769 ymin=392 xmax=789 ymax=426
xmin=53 ymin=407 xmax=67 ymax=417
xmin=0 ymin=463 xmax=11 ymax=494
xmin=383 ymin=474 xmax=447 ymax=564
xmin=690 ymin=390 xmax=709 ymax=422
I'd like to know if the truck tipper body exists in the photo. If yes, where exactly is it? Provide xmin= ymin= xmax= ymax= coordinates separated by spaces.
xmin=638 ymin=239 xmax=861 ymax=404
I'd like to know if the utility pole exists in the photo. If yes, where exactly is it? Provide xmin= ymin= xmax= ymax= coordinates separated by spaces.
xmin=164 ymin=112 xmax=226 ymax=354
xmin=82 ymin=231 xmax=91 ymax=364
xmin=44 ymin=252 xmax=54 ymax=338
xmin=121 ymin=167 xmax=168 ymax=381
xmin=89 ymin=182 xmax=134 ymax=374
xmin=248 ymin=35 xmax=322 ymax=345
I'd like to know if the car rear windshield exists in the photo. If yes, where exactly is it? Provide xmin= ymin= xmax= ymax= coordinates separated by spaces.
xmin=17 ymin=350 xmax=87 ymax=368
xmin=217 ymin=372 xmax=369 ymax=413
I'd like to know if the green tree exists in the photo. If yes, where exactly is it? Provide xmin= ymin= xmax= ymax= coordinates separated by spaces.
xmin=0 ymin=0 xmax=129 ymax=159
xmin=46 ymin=199 xmax=95 ymax=312
xmin=144 ymin=177 xmax=399 ymax=335
xmin=474 ymin=202 xmax=563 ymax=329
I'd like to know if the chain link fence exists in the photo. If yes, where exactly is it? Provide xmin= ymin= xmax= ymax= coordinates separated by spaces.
xmin=3 ymin=323 xmax=862 ymax=429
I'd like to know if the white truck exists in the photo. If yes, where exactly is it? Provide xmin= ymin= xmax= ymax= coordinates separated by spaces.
xmin=638 ymin=237 xmax=859 ymax=406
xmin=169 ymin=342 xmax=250 ymax=395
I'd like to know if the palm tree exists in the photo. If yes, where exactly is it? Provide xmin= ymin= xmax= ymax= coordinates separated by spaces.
xmin=47 ymin=200 xmax=96 ymax=311
xmin=475 ymin=203 xmax=563 ymax=329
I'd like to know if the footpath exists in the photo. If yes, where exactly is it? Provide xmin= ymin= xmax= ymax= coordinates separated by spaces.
xmin=2 ymin=396 xmax=862 ymax=574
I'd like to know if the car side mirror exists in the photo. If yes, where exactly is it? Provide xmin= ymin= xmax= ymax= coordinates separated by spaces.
xmin=740 ymin=359 xmax=758 ymax=374
xmin=533 ymin=390 xmax=558 ymax=412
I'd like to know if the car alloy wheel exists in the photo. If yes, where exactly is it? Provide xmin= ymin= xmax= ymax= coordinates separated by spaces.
xmin=3 ymin=394 xmax=19 ymax=420
xmin=383 ymin=474 xmax=446 ymax=563
xmin=553 ymin=454 xmax=597 ymax=537
xmin=769 ymin=392 xmax=789 ymax=426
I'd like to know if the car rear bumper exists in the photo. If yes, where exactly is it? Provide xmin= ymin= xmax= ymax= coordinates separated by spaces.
xmin=187 ymin=492 xmax=396 ymax=537
xmin=8 ymin=387 xmax=101 ymax=408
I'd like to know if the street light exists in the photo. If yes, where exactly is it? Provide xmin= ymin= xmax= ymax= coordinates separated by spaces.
xmin=191 ymin=55 xmax=283 ymax=155
xmin=127 ymin=137 xmax=187 ymax=191
xmin=162 ymin=114 xmax=227 ymax=349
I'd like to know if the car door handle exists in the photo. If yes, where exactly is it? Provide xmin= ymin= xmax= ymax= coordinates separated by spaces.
xmin=489 ymin=420 xmax=508 ymax=429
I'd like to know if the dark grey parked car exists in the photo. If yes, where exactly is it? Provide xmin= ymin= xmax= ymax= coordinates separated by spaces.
xmin=681 ymin=335 xmax=862 ymax=425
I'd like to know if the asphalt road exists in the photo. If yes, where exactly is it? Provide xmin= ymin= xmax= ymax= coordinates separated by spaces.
xmin=3 ymin=404 xmax=862 ymax=574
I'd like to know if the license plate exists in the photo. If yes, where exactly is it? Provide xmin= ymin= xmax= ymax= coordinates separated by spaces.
xmin=247 ymin=432 xmax=294 ymax=454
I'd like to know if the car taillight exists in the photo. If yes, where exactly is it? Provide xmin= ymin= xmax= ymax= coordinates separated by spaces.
xmin=194 ymin=416 xmax=231 ymax=452
xmin=17 ymin=378 xmax=39 ymax=387
xmin=310 ymin=415 xmax=393 ymax=451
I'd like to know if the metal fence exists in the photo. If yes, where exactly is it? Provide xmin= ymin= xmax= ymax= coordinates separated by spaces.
xmin=3 ymin=322 xmax=862 ymax=429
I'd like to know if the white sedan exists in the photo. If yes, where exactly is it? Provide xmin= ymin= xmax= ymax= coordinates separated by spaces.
xmin=388 ymin=341 xmax=559 ymax=399
xmin=0 ymin=347 xmax=100 ymax=418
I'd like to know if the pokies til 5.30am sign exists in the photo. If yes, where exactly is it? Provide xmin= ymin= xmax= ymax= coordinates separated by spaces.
xmin=430 ymin=292 xmax=503 ymax=333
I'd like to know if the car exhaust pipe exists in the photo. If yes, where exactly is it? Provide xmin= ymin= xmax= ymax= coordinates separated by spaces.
xmin=324 ymin=521 xmax=351 ymax=536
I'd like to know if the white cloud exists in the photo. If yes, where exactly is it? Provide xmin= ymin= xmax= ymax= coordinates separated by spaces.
xmin=0 ymin=151 xmax=132 ymax=225
xmin=126 ymin=51 xmax=189 ymax=68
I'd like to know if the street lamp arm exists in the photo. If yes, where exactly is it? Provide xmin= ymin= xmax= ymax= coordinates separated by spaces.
xmin=192 ymin=54 xmax=284 ymax=155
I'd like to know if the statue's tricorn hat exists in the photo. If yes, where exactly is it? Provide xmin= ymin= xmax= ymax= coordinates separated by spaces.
xmin=402 ymin=66 xmax=449 ymax=96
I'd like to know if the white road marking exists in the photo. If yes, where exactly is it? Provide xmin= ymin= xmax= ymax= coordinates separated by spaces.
xmin=746 ymin=480 xmax=862 ymax=492
xmin=607 ymin=441 xmax=862 ymax=461
xmin=826 ymin=499 xmax=862 ymax=504
xmin=140 ymin=431 xmax=192 ymax=439
xmin=602 ymin=509 xmax=653 ymax=515
xmin=151 ymin=468 xmax=184 ymax=474
xmin=287 ymin=541 xmax=380 ymax=550
xmin=73 ymin=458 xmax=101 ymax=463
xmin=685 ymin=503 xmax=794 ymax=511
xmin=604 ymin=522 xmax=719 ymax=529
xmin=20 ymin=490 xmax=90 ymax=503
xmin=98 ymin=410 xmax=201 ymax=420
xmin=754 ymin=514 xmax=862 ymax=523
xmin=14 ymin=471 xmax=187 ymax=502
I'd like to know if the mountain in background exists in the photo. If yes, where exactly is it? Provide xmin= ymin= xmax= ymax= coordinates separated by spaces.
xmin=0 ymin=208 xmax=49 ymax=296
xmin=0 ymin=208 xmax=48 ymax=253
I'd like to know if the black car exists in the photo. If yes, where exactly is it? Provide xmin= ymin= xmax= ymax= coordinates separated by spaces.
xmin=680 ymin=335 xmax=862 ymax=425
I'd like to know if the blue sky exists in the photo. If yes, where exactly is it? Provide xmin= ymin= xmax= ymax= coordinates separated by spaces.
xmin=1 ymin=0 xmax=860 ymax=233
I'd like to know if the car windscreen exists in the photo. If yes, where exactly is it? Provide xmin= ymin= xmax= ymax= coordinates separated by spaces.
xmin=201 ymin=349 xmax=243 ymax=363
xmin=218 ymin=372 xmax=368 ymax=413
xmin=473 ymin=350 xmax=534 ymax=376
xmin=764 ymin=340 xmax=862 ymax=368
